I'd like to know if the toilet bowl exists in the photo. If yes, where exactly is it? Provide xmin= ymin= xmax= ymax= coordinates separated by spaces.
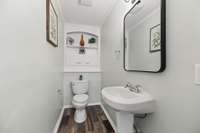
xmin=72 ymin=94 xmax=88 ymax=123
xmin=71 ymin=80 xmax=89 ymax=123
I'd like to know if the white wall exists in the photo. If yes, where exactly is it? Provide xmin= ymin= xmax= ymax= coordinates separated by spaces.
xmin=101 ymin=0 xmax=200 ymax=133
xmin=0 ymin=0 xmax=64 ymax=133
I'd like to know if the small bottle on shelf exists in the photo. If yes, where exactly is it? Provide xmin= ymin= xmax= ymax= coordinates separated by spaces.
xmin=79 ymin=34 xmax=85 ymax=54
xmin=80 ymin=34 xmax=85 ymax=47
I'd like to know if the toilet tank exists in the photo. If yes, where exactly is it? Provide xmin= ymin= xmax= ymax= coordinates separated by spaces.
xmin=71 ymin=80 xmax=89 ymax=95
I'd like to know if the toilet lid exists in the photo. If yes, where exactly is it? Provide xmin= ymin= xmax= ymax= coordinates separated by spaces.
xmin=73 ymin=94 xmax=88 ymax=103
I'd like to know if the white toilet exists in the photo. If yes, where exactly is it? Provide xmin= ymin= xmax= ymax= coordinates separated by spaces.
xmin=71 ymin=80 xmax=89 ymax=123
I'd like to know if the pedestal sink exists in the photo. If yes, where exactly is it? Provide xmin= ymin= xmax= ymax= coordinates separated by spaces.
xmin=102 ymin=86 xmax=156 ymax=133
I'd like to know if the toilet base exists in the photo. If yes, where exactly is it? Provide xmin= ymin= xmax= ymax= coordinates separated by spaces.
xmin=74 ymin=108 xmax=87 ymax=123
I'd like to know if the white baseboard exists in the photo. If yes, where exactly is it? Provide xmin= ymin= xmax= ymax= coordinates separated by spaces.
xmin=63 ymin=102 xmax=101 ymax=109
xmin=88 ymin=102 xmax=101 ymax=106
xmin=64 ymin=104 xmax=73 ymax=109
xmin=100 ymin=104 xmax=118 ymax=133
xmin=53 ymin=106 xmax=65 ymax=133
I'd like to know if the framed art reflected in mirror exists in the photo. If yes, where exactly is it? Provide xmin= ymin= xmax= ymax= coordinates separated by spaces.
xmin=150 ymin=24 xmax=161 ymax=53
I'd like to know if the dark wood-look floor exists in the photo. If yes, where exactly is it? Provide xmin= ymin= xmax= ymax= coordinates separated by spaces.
xmin=58 ymin=105 xmax=115 ymax=133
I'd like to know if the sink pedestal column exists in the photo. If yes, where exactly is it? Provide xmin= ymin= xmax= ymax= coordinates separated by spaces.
xmin=116 ymin=111 xmax=134 ymax=133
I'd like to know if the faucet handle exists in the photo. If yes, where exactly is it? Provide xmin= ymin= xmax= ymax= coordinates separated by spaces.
xmin=128 ymin=82 xmax=133 ymax=85
xmin=125 ymin=82 xmax=132 ymax=87
xmin=135 ymin=85 xmax=143 ymax=92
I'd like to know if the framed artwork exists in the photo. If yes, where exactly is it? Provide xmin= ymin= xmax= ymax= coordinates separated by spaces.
xmin=46 ymin=0 xmax=58 ymax=47
xmin=150 ymin=24 xmax=161 ymax=52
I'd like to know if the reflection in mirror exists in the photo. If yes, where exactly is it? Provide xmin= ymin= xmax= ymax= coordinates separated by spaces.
xmin=124 ymin=0 xmax=165 ymax=72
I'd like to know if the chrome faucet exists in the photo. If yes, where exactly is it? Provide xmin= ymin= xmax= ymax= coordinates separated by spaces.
xmin=125 ymin=82 xmax=141 ymax=93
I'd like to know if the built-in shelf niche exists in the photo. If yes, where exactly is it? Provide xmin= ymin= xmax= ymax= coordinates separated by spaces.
xmin=66 ymin=31 xmax=98 ymax=49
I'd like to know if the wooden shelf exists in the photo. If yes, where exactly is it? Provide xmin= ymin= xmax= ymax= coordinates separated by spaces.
xmin=66 ymin=31 xmax=99 ymax=49
xmin=67 ymin=31 xmax=98 ymax=38
xmin=66 ymin=45 xmax=98 ymax=49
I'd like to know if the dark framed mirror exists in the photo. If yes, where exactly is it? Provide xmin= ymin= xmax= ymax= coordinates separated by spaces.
xmin=123 ymin=0 xmax=166 ymax=73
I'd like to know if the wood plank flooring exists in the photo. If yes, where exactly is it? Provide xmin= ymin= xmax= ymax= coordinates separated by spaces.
xmin=58 ymin=105 xmax=115 ymax=133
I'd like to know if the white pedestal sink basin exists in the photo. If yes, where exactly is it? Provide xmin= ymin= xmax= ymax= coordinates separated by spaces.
xmin=102 ymin=86 xmax=156 ymax=133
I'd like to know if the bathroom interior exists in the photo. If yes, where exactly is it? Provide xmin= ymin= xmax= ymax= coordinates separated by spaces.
xmin=1 ymin=0 xmax=200 ymax=133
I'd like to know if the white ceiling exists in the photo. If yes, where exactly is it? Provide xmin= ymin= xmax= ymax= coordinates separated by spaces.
xmin=59 ymin=0 xmax=118 ymax=27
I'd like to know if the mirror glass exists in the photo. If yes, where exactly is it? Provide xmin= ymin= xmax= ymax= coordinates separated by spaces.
xmin=124 ymin=0 xmax=165 ymax=72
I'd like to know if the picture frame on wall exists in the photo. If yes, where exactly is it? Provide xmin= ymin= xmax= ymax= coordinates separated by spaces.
xmin=150 ymin=24 xmax=161 ymax=52
xmin=46 ymin=0 xmax=58 ymax=47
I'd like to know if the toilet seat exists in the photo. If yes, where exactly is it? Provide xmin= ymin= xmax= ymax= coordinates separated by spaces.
xmin=73 ymin=94 xmax=88 ymax=104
